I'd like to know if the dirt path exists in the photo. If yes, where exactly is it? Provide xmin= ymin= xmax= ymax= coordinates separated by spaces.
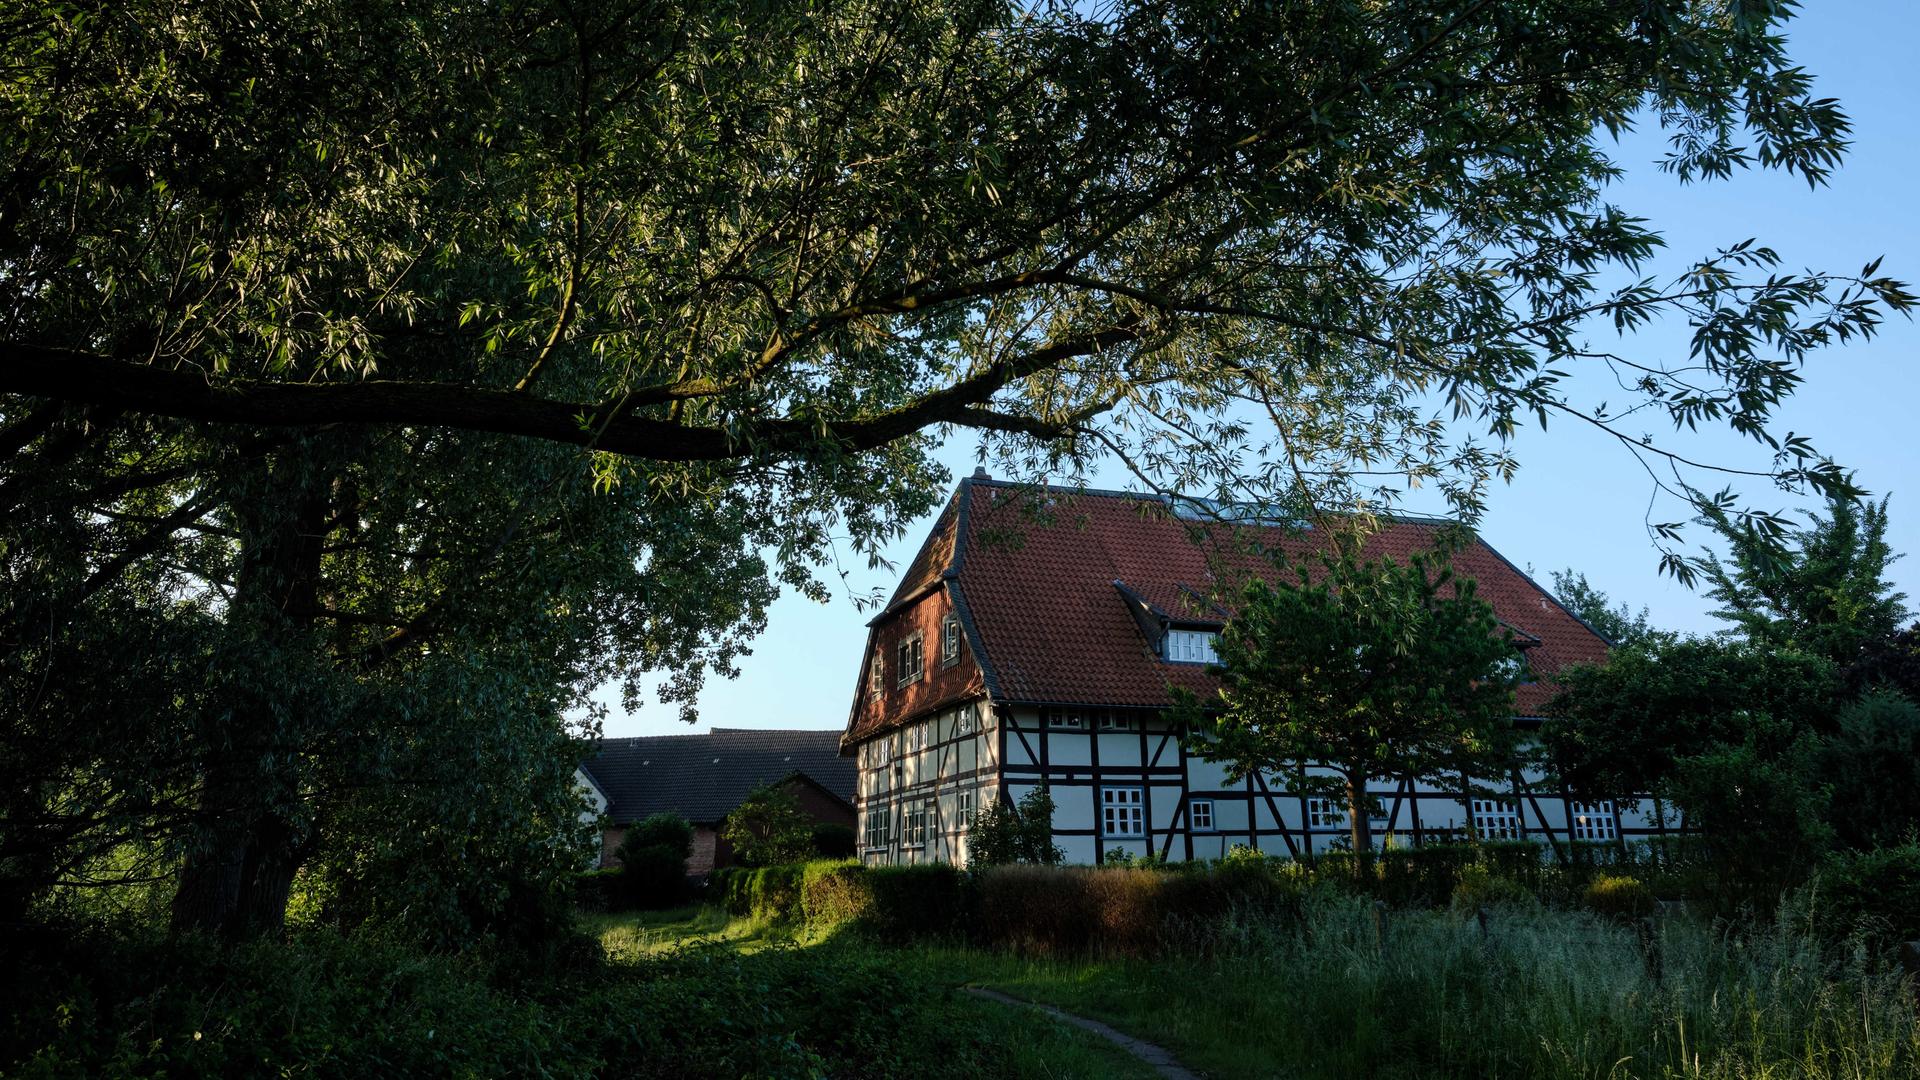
xmin=962 ymin=986 xmax=1202 ymax=1079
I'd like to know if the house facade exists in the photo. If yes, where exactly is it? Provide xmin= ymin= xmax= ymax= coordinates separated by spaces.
xmin=840 ymin=473 xmax=1671 ymax=867
xmin=582 ymin=727 xmax=856 ymax=874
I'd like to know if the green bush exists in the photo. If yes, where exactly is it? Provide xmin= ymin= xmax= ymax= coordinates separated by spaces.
xmin=801 ymin=860 xmax=874 ymax=926
xmin=1813 ymin=844 xmax=1920 ymax=950
xmin=1374 ymin=844 xmax=1477 ymax=907
xmin=621 ymin=812 xmax=694 ymax=861
xmin=866 ymin=864 xmax=966 ymax=942
xmin=716 ymin=862 xmax=807 ymax=921
xmin=1583 ymin=874 xmax=1655 ymax=921
xmin=1451 ymin=863 xmax=1535 ymax=912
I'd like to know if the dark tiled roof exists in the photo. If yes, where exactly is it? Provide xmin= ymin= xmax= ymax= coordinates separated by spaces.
xmin=845 ymin=478 xmax=1610 ymax=743
xmin=580 ymin=728 xmax=856 ymax=825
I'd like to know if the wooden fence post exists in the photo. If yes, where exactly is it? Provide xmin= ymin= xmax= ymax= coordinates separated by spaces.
xmin=1900 ymin=941 xmax=1920 ymax=999
xmin=1476 ymin=904 xmax=1491 ymax=961
xmin=1636 ymin=916 xmax=1662 ymax=986
xmin=1372 ymin=900 xmax=1389 ymax=960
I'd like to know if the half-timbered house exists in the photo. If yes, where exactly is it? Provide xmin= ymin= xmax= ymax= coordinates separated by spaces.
xmin=840 ymin=471 xmax=1664 ymax=866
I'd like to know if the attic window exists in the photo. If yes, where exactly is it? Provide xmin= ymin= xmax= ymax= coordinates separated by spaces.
xmin=896 ymin=633 xmax=925 ymax=687
xmin=869 ymin=655 xmax=885 ymax=695
xmin=1164 ymin=629 xmax=1219 ymax=664
xmin=940 ymin=615 xmax=962 ymax=666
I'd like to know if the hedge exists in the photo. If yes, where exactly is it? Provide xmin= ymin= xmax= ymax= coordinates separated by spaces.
xmin=703 ymin=840 xmax=1717 ymax=957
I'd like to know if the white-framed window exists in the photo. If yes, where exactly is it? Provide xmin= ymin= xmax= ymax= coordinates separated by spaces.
xmin=1473 ymin=798 xmax=1521 ymax=840
xmin=902 ymin=722 xmax=925 ymax=754
xmin=896 ymin=634 xmax=924 ymax=686
xmin=1101 ymin=787 xmax=1145 ymax=838
xmin=1189 ymin=799 xmax=1215 ymax=832
xmin=941 ymin=615 xmax=961 ymax=664
xmin=1098 ymin=714 xmax=1136 ymax=732
xmin=869 ymin=655 xmax=885 ymax=694
xmin=1164 ymin=629 xmax=1219 ymax=664
xmin=901 ymin=801 xmax=931 ymax=847
xmin=957 ymin=789 xmax=975 ymax=830
xmin=1307 ymin=797 xmax=1344 ymax=828
xmin=865 ymin=739 xmax=890 ymax=769
xmin=1570 ymin=800 xmax=1617 ymax=841
xmin=1047 ymin=710 xmax=1085 ymax=729
xmin=864 ymin=806 xmax=892 ymax=850
xmin=955 ymin=705 xmax=975 ymax=736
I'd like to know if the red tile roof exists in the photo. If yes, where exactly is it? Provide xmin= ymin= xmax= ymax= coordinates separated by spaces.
xmin=843 ymin=478 xmax=1611 ymax=746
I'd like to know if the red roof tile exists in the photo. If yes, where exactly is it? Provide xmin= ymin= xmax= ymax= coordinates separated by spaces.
xmin=843 ymin=478 xmax=1610 ymax=745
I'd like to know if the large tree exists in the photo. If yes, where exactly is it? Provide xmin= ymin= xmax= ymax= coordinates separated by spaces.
xmin=1542 ymin=637 xmax=1840 ymax=879
xmin=1549 ymin=569 xmax=1662 ymax=647
xmin=2 ymin=0 xmax=1910 ymax=937
xmin=1173 ymin=549 xmax=1522 ymax=859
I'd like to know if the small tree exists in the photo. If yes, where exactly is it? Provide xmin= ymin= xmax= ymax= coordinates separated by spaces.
xmin=722 ymin=785 xmax=815 ymax=867
xmin=967 ymin=787 xmax=1064 ymax=869
xmin=1172 ymin=548 xmax=1521 ymax=866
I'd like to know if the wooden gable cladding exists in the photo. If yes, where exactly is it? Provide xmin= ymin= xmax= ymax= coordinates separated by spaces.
xmin=844 ymin=584 xmax=985 ymax=746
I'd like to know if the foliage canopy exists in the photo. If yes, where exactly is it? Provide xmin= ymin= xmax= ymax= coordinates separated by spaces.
xmin=3 ymin=0 xmax=1911 ymax=939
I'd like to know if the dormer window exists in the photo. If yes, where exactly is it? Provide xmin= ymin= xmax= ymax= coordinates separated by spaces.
xmin=1164 ymin=628 xmax=1219 ymax=664
xmin=896 ymin=633 xmax=925 ymax=687
xmin=940 ymin=615 xmax=962 ymax=666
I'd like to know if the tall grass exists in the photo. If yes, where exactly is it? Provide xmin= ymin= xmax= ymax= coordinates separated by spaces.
xmin=909 ymin=888 xmax=1920 ymax=1079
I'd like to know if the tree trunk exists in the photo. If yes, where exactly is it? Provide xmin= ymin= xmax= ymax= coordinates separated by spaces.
xmin=171 ymin=450 xmax=331 ymax=940
xmin=1345 ymin=771 xmax=1371 ymax=879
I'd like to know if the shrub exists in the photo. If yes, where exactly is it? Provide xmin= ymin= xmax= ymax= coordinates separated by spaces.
xmin=1477 ymin=840 xmax=1548 ymax=886
xmin=716 ymin=863 xmax=807 ymax=921
xmin=967 ymin=788 xmax=1063 ymax=868
xmin=1083 ymin=867 xmax=1167 ymax=956
xmin=801 ymin=860 xmax=874 ymax=926
xmin=1813 ymin=844 xmax=1920 ymax=950
xmin=866 ymin=864 xmax=966 ymax=942
xmin=811 ymin=822 xmax=856 ymax=859
xmin=1583 ymin=874 xmax=1655 ymax=921
xmin=1375 ymin=844 xmax=1477 ymax=907
xmin=1451 ymin=863 xmax=1534 ymax=912
xmin=622 ymin=813 xmax=694 ymax=861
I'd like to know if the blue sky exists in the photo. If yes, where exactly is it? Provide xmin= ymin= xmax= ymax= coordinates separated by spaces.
xmin=601 ymin=3 xmax=1920 ymax=739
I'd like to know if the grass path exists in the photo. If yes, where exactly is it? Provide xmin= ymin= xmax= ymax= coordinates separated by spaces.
xmin=963 ymin=986 xmax=1203 ymax=1080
